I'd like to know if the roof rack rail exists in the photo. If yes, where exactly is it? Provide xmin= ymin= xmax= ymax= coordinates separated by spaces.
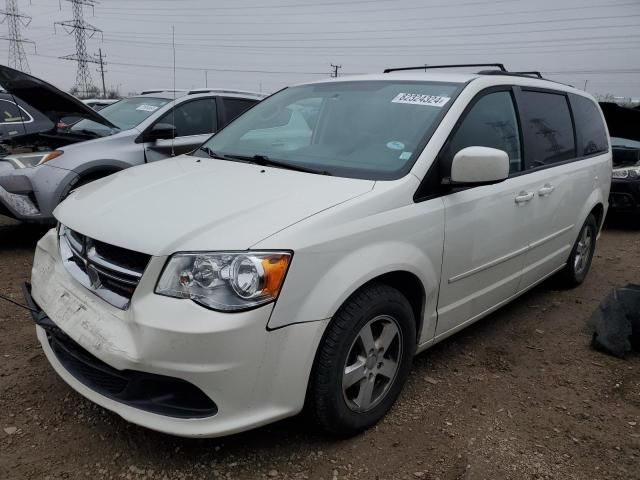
xmin=478 ymin=70 xmax=544 ymax=79
xmin=383 ymin=63 xmax=506 ymax=74
xmin=186 ymin=88 xmax=266 ymax=97
xmin=139 ymin=89 xmax=187 ymax=95
xmin=512 ymin=71 xmax=543 ymax=78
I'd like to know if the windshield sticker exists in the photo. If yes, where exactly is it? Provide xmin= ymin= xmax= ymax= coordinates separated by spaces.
xmin=392 ymin=93 xmax=451 ymax=107
xmin=386 ymin=140 xmax=405 ymax=151
xmin=135 ymin=104 xmax=160 ymax=112
xmin=399 ymin=151 xmax=412 ymax=160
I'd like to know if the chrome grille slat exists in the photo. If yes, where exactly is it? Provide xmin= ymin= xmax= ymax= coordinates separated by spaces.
xmin=90 ymin=264 xmax=139 ymax=286
xmin=87 ymin=247 xmax=144 ymax=279
xmin=58 ymin=226 xmax=150 ymax=310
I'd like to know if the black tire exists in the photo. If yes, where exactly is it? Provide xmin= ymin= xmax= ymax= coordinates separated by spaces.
xmin=557 ymin=213 xmax=598 ymax=288
xmin=308 ymin=283 xmax=416 ymax=437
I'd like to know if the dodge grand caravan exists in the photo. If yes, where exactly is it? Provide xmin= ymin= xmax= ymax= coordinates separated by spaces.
xmin=25 ymin=64 xmax=611 ymax=438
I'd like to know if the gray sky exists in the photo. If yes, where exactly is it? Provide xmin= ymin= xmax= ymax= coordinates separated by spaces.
xmin=2 ymin=0 xmax=639 ymax=97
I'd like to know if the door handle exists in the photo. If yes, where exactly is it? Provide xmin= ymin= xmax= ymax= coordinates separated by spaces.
xmin=538 ymin=184 xmax=555 ymax=197
xmin=514 ymin=191 xmax=534 ymax=204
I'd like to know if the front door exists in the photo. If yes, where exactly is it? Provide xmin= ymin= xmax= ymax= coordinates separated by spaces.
xmin=433 ymin=88 xmax=536 ymax=338
xmin=144 ymin=97 xmax=217 ymax=162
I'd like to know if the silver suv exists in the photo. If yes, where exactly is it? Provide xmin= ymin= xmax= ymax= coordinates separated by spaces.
xmin=0 ymin=66 xmax=264 ymax=223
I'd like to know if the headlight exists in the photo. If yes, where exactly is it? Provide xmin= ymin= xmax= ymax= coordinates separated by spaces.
xmin=612 ymin=166 xmax=640 ymax=179
xmin=38 ymin=150 xmax=64 ymax=164
xmin=155 ymin=251 xmax=292 ymax=311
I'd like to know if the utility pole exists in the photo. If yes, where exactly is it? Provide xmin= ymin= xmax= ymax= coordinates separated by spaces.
xmin=0 ymin=0 xmax=35 ymax=73
xmin=55 ymin=0 xmax=102 ymax=98
xmin=204 ymin=70 xmax=208 ymax=87
xmin=96 ymin=47 xmax=106 ymax=97
xmin=330 ymin=63 xmax=342 ymax=78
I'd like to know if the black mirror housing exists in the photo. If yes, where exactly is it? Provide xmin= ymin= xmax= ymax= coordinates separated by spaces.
xmin=145 ymin=123 xmax=177 ymax=142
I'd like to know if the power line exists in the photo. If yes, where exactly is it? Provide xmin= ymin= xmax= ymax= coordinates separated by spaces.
xmin=0 ymin=0 xmax=35 ymax=73
xmin=82 ymin=31 xmax=640 ymax=51
xmin=55 ymin=0 xmax=102 ymax=97
xmin=95 ymin=0 xmax=518 ymax=15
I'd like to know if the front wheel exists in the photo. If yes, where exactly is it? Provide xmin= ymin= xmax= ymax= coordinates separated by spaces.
xmin=308 ymin=284 xmax=416 ymax=437
xmin=557 ymin=213 xmax=598 ymax=287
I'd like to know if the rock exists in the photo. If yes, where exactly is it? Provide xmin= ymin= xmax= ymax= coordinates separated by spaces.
xmin=3 ymin=427 xmax=17 ymax=435
xmin=424 ymin=376 xmax=439 ymax=385
xmin=413 ymin=473 xmax=425 ymax=478
xmin=268 ymin=470 xmax=279 ymax=478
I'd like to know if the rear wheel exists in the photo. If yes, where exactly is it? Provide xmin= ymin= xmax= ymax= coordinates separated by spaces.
xmin=557 ymin=213 xmax=598 ymax=287
xmin=308 ymin=283 xmax=416 ymax=437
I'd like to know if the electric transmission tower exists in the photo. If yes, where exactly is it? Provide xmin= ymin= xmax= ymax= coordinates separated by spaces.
xmin=0 ymin=0 xmax=35 ymax=73
xmin=55 ymin=0 xmax=102 ymax=98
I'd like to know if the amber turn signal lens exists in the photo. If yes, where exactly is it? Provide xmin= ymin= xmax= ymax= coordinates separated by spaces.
xmin=39 ymin=150 xmax=64 ymax=164
xmin=261 ymin=255 xmax=291 ymax=297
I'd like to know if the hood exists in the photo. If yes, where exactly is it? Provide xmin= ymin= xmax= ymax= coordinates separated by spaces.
xmin=55 ymin=156 xmax=374 ymax=255
xmin=0 ymin=64 xmax=117 ymax=129
xmin=599 ymin=102 xmax=640 ymax=142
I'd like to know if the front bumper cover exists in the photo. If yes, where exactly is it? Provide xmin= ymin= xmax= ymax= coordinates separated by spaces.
xmin=23 ymin=282 xmax=218 ymax=419
xmin=609 ymin=178 xmax=640 ymax=211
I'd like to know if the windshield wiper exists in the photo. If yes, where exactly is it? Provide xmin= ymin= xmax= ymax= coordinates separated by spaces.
xmin=195 ymin=146 xmax=239 ymax=161
xmin=73 ymin=129 xmax=103 ymax=138
xmin=224 ymin=153 xmax=332 ymax=176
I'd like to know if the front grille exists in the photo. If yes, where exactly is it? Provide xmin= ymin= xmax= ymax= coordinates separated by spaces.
xmin=59 ymin=225 xmax=150 ymax=309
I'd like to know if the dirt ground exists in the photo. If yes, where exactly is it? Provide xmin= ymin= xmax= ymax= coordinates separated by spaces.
xmin=0 ymin=215 xmax=639 ymax=480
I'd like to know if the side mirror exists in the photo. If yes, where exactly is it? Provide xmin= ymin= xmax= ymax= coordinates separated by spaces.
xmin=450 ymin=146 xmax=509 ymax=185
xmin=145 ymin=123 xmax=176 ymax=142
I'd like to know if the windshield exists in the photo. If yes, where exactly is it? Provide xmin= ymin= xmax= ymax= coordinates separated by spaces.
xmin=70 ymin=96 xmax=171 ymax=136
xmin=195 ymin=81 xmax=462 ymax=179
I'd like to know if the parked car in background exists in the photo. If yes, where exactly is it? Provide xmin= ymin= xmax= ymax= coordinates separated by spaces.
xmin=82 ymin=98 xmax=119 ymax=111
xmin=0 ymin=65 xmax=264 ymax=223
xmin=599 ymin=102 xmax=640 ymax=214
xmin=25 ymin=64 xmax=610 ymax=438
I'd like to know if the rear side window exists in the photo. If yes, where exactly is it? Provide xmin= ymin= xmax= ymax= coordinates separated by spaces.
xmin=443 ymin=90 xmax=522 ymax=175
xmin=569 ymin=94 xmax=608 ymax=156
xmin=223 ymin=98 xmax=256 ymax=124
xmin=519 ymin=91 xmax=575 ymax=168
xmin=0 ymin=99 xmax=31 ymax=123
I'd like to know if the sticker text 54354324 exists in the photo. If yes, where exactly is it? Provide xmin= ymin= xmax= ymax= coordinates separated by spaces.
xmin=392 ymin=93 xmax=451 ymax=108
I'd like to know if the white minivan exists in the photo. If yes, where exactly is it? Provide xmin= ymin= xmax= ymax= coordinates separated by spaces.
xmin=25 ymin=64 xmax=611 ymax=438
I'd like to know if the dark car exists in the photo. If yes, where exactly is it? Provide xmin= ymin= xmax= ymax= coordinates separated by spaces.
xmin=599 ymin=102 xmax=640 ymax=213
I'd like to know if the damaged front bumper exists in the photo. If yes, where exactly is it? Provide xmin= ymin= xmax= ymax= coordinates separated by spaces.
xmin=0 ymin=160 xmax=77 ymax=222
xmin=609 ymin=178 xmax=640 ymax=212
xmin=26 ymin=229 xmax=327 ymax=437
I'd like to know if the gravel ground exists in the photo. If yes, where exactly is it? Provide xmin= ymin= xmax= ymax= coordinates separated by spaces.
xmin=0 ymin=215 xmax=639 ymax=480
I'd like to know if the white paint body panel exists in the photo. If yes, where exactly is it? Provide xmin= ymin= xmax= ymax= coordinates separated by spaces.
xmin=30 ymin=72 xmax=611 ymax=437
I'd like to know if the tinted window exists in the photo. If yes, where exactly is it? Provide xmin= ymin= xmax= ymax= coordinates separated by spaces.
xmin=570 ymin=94 xmax=608 ymax=156
xmin=0 ymin=100 xmax=30 ymax=123
xmin=520 ymin=91 xmax=575 ymax=168
xmin=158 ymin=98 xmax=217 ymax=137
xmin=444 ymin=91 xmax=522 ymax=174
xmin=223 ymin=98 xmax=256 ymax=123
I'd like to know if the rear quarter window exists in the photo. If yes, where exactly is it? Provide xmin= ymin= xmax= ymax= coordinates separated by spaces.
xmin=569 ymin=94 xmax=609 ymax=156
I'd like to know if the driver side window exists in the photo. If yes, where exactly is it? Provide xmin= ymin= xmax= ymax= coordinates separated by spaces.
xmin=157 ymin=98 xmax=217 ymax=137
xmin=445 ymin=90 xmax=522 ymax=175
